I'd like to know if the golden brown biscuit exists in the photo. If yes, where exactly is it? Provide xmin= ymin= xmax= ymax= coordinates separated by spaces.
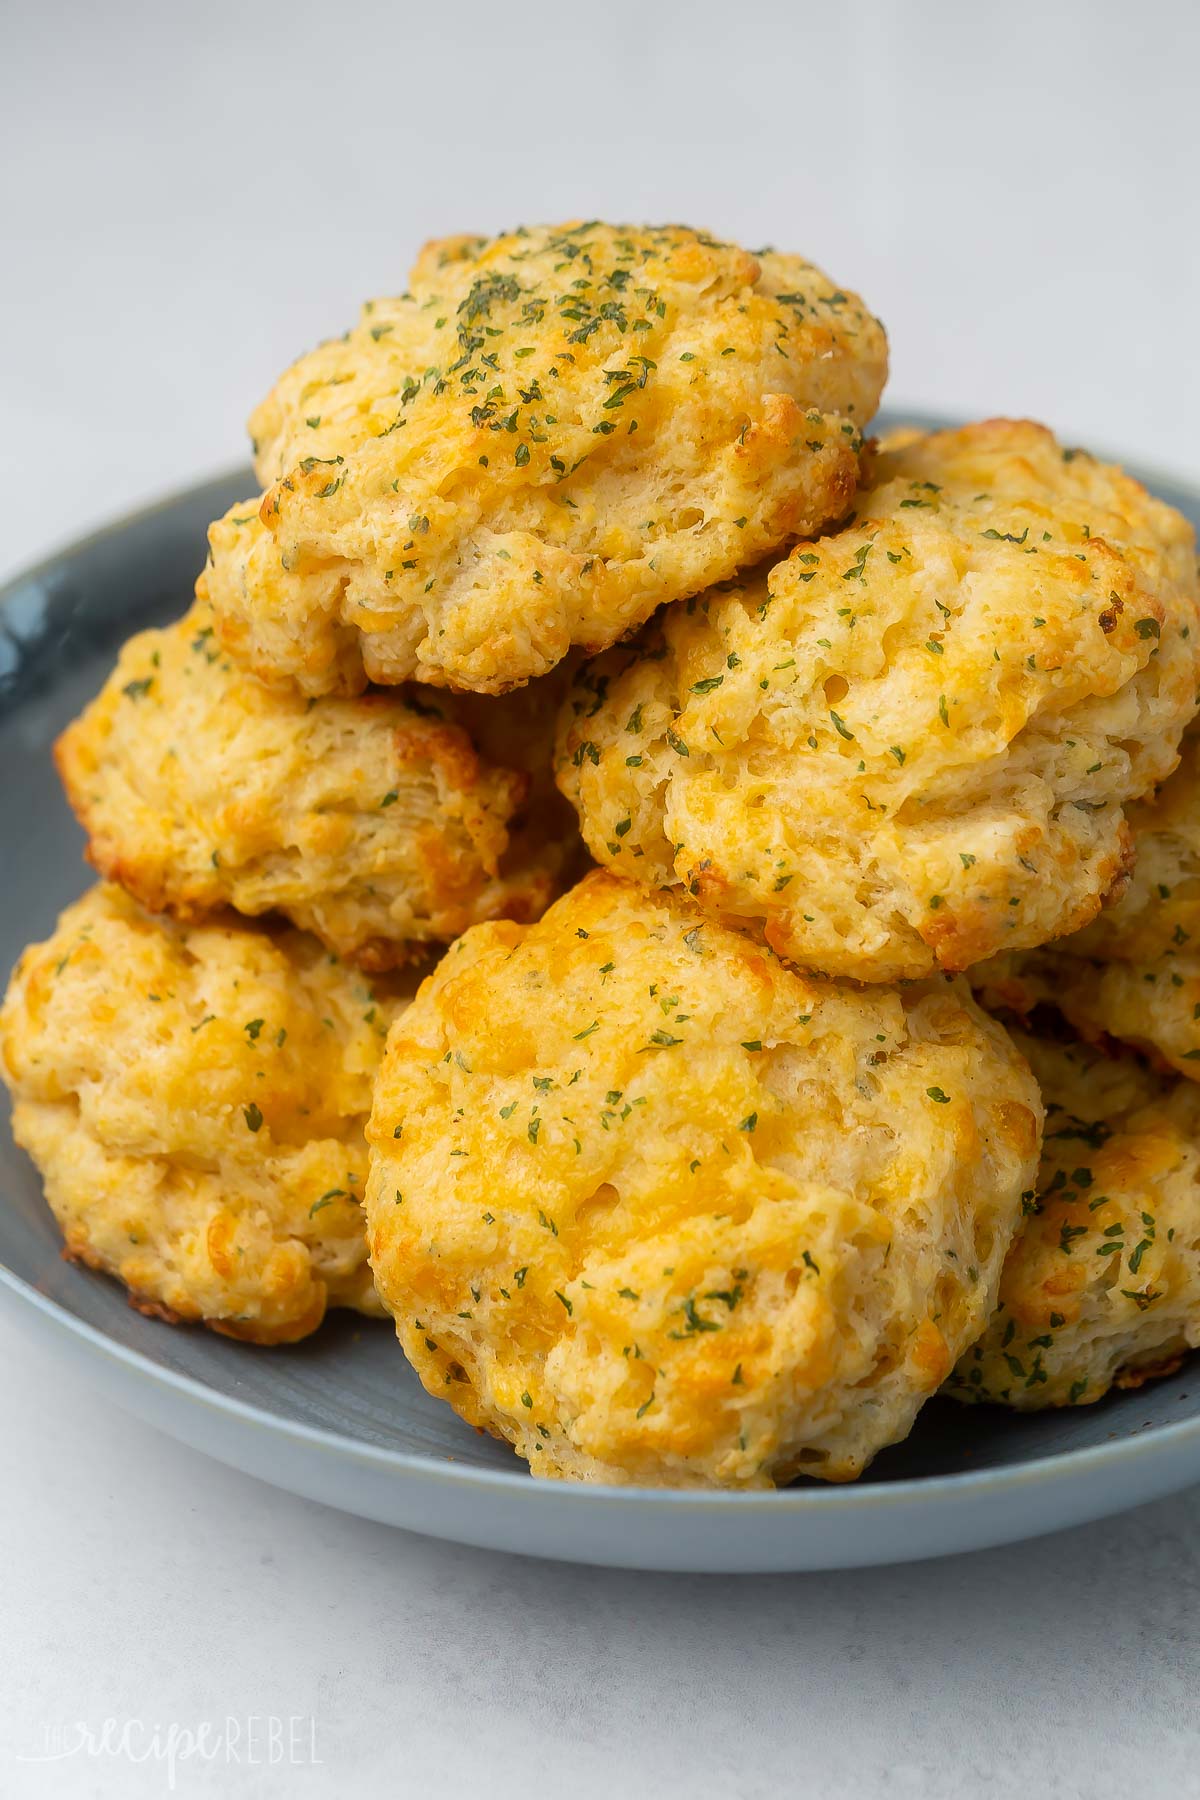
xmin=201 ymin=223 xmax=887 ymax=695
xmin=364 ymin=871 xmax=1041 ymax=1488
xmin=950 ymin=1027 xmax=1200 ymax=1408
xmin=0 ymin=884 xmax=416 ymax=1343
xmin=56 ymin=604 xmax=580 ymax=969
xmin=556 ymin=420 xmax=1200 ymax=982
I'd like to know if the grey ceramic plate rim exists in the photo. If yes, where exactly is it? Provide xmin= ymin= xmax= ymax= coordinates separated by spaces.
xmin=4 ymin=1257 xmax=1199 ymax=1517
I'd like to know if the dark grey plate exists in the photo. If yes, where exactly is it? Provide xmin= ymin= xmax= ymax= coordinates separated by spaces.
xmin=2 ymin=423 xmax=1199 ymax=1571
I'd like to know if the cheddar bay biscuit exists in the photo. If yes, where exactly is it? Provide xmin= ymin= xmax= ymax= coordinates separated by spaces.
xmin=364 ymin=872 xmax=1041 ymax=1488
xmin=0 ymin=884 xmax=415 ymax=1342
xmin=203 ymin=222 xmax=887 ymax=695
xmin=56 ymin=605 xmax=579 ymax=969
xmin=951 ymin=1027 xmax=1200 ymax=1408
xmin=556 ymin=420 xmax=1200 ymax=981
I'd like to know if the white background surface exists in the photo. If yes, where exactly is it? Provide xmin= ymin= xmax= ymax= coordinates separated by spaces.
xmin=2 ymin=2 xmax=1199 ymax=1794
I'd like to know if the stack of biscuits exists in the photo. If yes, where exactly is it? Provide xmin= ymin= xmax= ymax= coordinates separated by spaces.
xmin=4 ymin=222 xmax=1199 ymax=1488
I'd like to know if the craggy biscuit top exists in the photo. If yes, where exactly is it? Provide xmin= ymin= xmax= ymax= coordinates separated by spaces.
xmin=364 ymin=871 xmax=1040 ymax=1487
xmin=55 ymin=603 xmax=579 ymax=968
xmin=0 ymin=884 xmax=415 ymax=1342
xmin=202 ymin=223 xmax=886 ymax=694
xmin=950 ymin=1028 xmax=1200 ymax=1408
xmin=557 ymin=419 xmax=1200 ymax=982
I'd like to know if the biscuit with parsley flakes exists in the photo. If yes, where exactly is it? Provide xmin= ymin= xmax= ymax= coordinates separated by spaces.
xmin=555 ymin=419 xmax=1200 ymax=982
xmin=363 ymin=870 xmax=1041 ymax=1488
xmin=0 ymin=884 xmax=417 ymax=1343
xmin=55 ymin=603 xmax=581 ymax=970
xmin=949 ymin=1027 xmax=1200 ymax=1409
xmin=200 ymin=222 xmax=887 ymax=696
